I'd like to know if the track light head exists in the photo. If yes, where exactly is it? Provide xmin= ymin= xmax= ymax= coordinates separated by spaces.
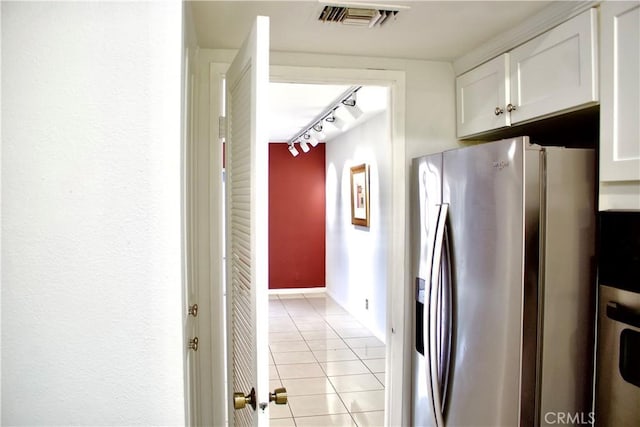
xmin=304 ymin=133 xmax=319 ymax=147
xmin=311 ymin=123 xmax=326 ymax=140
xmin=342 ymin=95 xmax=356 ymax=107
xmin=288 ymin=143 xmax=299 ymax=157
xmin=299 ymin=139 xmax=310 ymax=153
xmin=341 ymin=93 xmax=363 ymax=119
xmin=324 ymin=110 xmax=346 ymax=130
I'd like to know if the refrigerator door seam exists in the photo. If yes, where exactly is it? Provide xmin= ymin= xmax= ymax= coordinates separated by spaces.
xmin=534 ymin=148 xmax=546 ymax=427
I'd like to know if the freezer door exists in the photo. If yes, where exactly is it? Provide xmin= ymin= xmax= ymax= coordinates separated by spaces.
xmin=442 ymin=138 xmax=533 ymax=426
xmin=411 ymin=154 xmax=442 ymax=427
xmin=538 ymin=147 xmax=596 ymax=425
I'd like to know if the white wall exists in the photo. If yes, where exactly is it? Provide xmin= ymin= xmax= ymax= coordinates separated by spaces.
xmin=201 ymin=49 xmax=457 ymax=157
xmin=183 ymin=2 xmax=215 ymax=426
xmin=2 ymin=2 xmax=184 ymax=425
xmin=326 ymin=110 xmax=391 ymax=342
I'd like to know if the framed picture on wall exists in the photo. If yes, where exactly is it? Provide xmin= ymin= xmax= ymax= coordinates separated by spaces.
xmin=350 ymin=163 xmax=370 ymax=227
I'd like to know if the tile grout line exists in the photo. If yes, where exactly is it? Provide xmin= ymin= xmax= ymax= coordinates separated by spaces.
xmin=304 ymin=293 xmax=360 ymax=427
xmin=277 ymin=293 xmax=353 ymax=423
xmin=269 ymin=296 xmax=296 ymax=423
xmin=306 ymin=293 xmax=386 ymax=425
xmin=304 ymin=294 xmax=385 ymax=389
xmin=292 ymin=294 xmax=348 ymax=423
xmin=270 ymin=293 xmax=386 ymax=425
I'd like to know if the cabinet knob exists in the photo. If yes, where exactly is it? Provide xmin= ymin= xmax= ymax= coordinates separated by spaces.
xmin=507 ymin=103 xmax=517 ymax=112
xmin=494 ymin=107 xmax=504 ymax=116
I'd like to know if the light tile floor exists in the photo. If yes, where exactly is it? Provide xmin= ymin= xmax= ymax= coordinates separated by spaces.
xmin=269 ymin=293 xmax=386 ymax=427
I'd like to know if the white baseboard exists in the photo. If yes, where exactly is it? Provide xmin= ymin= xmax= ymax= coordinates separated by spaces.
xmin=268 ymin=287 xmax=326 ymax=295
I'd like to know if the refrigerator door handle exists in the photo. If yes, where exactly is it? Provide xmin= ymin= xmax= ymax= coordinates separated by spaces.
xmin=429 ymin=203 xmax=449 ymax=427
xmin=439 ymin=220 xmax=452 ymax=413
xmin=424 ymin=204 xmax=441 ymax=427
xmin=606 ymin=301 xmax=640 ymax=328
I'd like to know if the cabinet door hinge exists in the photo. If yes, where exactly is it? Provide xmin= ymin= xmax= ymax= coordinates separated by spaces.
xmin=218 ymin=116 xmax=227 ymax=140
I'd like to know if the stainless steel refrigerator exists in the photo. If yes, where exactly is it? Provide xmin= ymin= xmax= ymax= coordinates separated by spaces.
xmin=411 ymin=137 xmax=596 ymax=426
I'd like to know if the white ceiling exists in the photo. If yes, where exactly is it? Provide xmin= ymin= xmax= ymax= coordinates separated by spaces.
xmin=191 ymin=1 xmax=551 ymax=60
xmin=191 ymin=0 xmax=553 ymax=142
xmin=269 ymin=83 xmax=388 ymax=142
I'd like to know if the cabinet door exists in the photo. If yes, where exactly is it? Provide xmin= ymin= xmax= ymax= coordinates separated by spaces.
xmin=509 ymin=8 xmax=598 ymax=124
xmin=600 ymin=1 xmax=640 ymax=182
xmin=456 ymin=54 xmax=509 ymax=138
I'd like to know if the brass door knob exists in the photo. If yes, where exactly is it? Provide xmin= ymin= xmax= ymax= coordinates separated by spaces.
xmin=270 ymin=387 xmax=287 ymax=405
xmin=233 ymin=387 xmax=257 ymax=410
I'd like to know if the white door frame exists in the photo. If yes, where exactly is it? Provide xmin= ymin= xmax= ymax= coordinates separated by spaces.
xmin=206 ymin=63 xmax=408 ymax=426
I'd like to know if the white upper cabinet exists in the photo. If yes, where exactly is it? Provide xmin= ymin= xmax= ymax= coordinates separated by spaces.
xmin=456 ymin=54 xmax=510 ymax=138
xmin=599 ymin=1 xmax=640 ymax=183
xmin=456 ymin=8 xmax=598 ymax=139
xmin=509 ymin=8 xmax=598 ymax=124
xmin=599 ymin=1 xmax=640 ymax=211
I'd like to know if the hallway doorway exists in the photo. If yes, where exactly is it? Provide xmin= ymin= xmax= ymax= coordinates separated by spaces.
xmin=205 ymin=64 xmax=408 ymax=426
xmin=266 ymin=81 xmax=391 ymax=426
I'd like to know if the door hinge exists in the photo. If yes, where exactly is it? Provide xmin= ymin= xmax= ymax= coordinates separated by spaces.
xmin=219 ymin=116 xmax=227 ymax=139
xmin=188 ymin=303 xmax=198 ymax=317
xmin=188 ymin=337 xmax=199 ymax=351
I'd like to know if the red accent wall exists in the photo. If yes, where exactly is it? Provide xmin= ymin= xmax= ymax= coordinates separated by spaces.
xmin=269 ymin=143 xmax=326 ymax=289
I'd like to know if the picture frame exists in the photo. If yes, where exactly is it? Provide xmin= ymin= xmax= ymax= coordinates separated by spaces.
xmin=350 ymin=163 xmax=370 ymax=227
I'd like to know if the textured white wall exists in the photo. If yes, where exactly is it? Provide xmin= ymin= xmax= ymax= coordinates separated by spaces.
xmin=1 ymin=2 xmax=184 ymax=425
xmin=326 ymin=110 xmax=391 ymax=342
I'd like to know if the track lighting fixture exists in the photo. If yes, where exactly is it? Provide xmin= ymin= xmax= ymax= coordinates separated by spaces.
xmin=312 ymin=123 xmax=326 ymax=140
xmin=324 ymin=109 xmax=346 ymax=131
xmin=342 ymin=94 xmax=356 ymax=107
xmin=341 ymin=92 xmax=363 ymax=119
xmin=304 ymin=133 xmax=319 ymax=147
xmin=324 ymin=110 xmax=337 ymax=123
xmin=287 ymin=85 xmax=362 ymax=156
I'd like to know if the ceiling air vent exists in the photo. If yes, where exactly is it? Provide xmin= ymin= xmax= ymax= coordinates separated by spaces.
xmin=318 ymin=4 xmax=399 ymax=28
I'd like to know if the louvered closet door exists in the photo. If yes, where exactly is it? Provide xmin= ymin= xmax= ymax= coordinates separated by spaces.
xmin=225 ymin=16 xmax=270 ymax=427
